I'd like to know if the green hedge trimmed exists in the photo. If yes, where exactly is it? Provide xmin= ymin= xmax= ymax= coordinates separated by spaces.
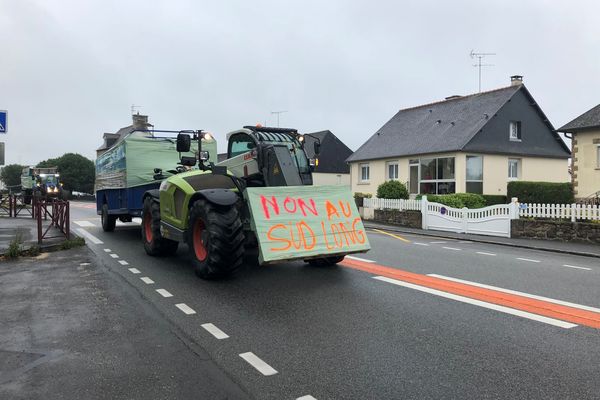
xmin=482 ymin=195 xmax=507 ymax=205
xmin=507 ymin=181 xmax=573 ymax=204
xmin=376 ymin=181 xmax=409 ymax=199
xmin=353 ymin=192 xmax=372 ymax=207
xmin=424 ymin=193 xmax=486 ymax=209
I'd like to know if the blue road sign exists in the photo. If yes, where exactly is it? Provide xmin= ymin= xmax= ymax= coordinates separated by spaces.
xmin=0 ymin=110 xmax=6 ymax=134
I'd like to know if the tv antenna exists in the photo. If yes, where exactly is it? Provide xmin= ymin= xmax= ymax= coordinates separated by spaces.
xmin=270 ymin=110 xmax=288 ymax=127
xmin=131 ymin=104 xmax=142 ymax=115
xmin=470 ymin=50 xmax=496 ymax=92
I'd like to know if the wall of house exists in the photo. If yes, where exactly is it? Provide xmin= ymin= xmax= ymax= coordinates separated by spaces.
xmin=573 ymin=129 xmax=600 ymax=198
xmin=312 ymin=173 xmax=350 ymax=186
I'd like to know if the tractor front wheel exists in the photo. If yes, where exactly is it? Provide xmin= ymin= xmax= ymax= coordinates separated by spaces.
xmin=188 ymin=199 xmax=244 ymax=279
xmin=142 ymin=197 xmax=178 ymax=256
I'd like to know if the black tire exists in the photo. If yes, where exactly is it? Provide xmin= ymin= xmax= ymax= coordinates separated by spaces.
xmin=188 ymin=199 xmax=244 ymax=279
xmin=101 ymin=203 xmax=117 ymax=232
xmin=142 ymin=197 xmax=178 ymax=256
xmin=308 ymin=255 xmax=345 ymax=267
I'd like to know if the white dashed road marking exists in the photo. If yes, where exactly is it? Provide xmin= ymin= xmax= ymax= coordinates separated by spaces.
xmin=427 ymin=274 xmax=600 ymax=313
xmin=476 ymin=251 xmax=497 ymax=256
xmin=429 ymin=241 xmax=447 ymax=244
xmin=297 ymin=396 xmax=318 ymax=400
xmin=118 ymin=260 xmax=129 ymax=265
xmin=442 ymin=246 xmax=461 ymax=251
xmin=413 ymin=242 xmax=429 ymax=246
xmin=346 ymin=256 xmax=375 ymax=263
xmin=374 ymin=275 xmax=577 ymax=329
xmin=103 ymin=249 xmax=112 ymax=253
xmin=156 ymin=289 xmax=173 ymax=298
xmin=128 ymin=268 xmax=141 ymax=274
xmin=79 ymin=262 xmax=90 ymax=266
xmin=175 ymin=303 xmax=196 ymax=315
xmin=74 ymin=220 xmax=95 ymax=227
xmin=75 ymin=229 xmax=103 ymax=244
xmin=110 ymin=253 xmax=119 ymax=259
xmin=459 ymin=240 xmax=473 ymax=243
xmin=562 ymin=264 xmax=591 ymax=271
xmin=201 ymin=323 xmax=229 ymax=339
xmin=517 ymin=257 xmax=540 ymax=263
xmin=239 ymin=352 xmax=278 ymax=376
xmin=140 ymin=277 xmax=155 ymax=284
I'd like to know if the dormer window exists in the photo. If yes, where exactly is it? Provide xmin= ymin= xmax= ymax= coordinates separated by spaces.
xmin=509 ymin=121 xmax=522 ymax=141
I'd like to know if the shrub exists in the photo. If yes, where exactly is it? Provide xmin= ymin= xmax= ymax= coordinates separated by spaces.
xmin=507 ymin=181 xmax=573 ymax=204
xmin=353 ymin=192 xmax=372 ymax=207
xmin=482 ymin=195 xmax=507 ymax=205
xmin=5 ymin=234 xmax=23 ymax=259
xmin=376 ymin=181 xmax=409 ymax=199
xmin=60 ymin=237 xmax=86 ymax=250
xmin=427 ymin=194 xmax=464 ymax=208
xmin=453 ymin=193 xmax=486 ymax=209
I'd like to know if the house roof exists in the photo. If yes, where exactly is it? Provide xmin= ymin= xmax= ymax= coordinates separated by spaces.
xmin=557 ymin=104 xmax=600 ymax=132
xmin=347 ymin=84 xmax=568 ymax=162
xmin=96 ymin=125 xmax=133 ymax=152
xmin=304 ymin=130 xmax=353 ymax=174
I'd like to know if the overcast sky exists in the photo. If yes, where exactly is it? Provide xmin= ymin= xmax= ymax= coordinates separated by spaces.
xmin=1 ymin=0 xmax=599 ymax=165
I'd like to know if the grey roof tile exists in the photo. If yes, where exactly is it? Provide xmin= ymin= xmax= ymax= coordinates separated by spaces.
xmin=558 ymin=104 xmax=600 ymax=132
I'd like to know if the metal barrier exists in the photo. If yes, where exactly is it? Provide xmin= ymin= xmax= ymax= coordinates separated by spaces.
xmin=0 ymin=194 xmax=10 ymax=216
xmin=36 ymin=199 xmax=70 ymax=244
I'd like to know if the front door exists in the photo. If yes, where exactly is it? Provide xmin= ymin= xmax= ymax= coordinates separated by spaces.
xmin=409 ymin=164 xmax=418 ymax=194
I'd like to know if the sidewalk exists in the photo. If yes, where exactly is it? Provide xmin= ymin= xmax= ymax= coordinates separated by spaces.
xmin=0 ymin=246 xmax=250 ymax=400
xmin=0 ymin=217 xmax=68 ymax=255
xmin=364 ymin=221 xmax=600 ymax=259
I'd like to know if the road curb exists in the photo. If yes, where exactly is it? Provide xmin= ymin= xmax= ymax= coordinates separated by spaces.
xmin=365 ymin=222 xmax=600 ymax=260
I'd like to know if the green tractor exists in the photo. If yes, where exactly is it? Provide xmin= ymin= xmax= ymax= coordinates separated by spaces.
xmin=141 ymin=126 xmax=369 ymax=279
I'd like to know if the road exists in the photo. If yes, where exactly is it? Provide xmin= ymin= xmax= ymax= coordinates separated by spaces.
xmin=70 ymin=201 xmax=600 ymax=399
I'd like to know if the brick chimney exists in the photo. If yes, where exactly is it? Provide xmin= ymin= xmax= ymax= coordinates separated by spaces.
xmin=510 ymin=75 xmax=523 ymax=86
xmin=132 ymin=113 xmax=151 ymax=130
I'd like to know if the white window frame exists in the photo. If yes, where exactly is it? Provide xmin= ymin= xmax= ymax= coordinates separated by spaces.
xmin=509 ymin=121 xmax=522 ymax=141
xmin=466 ymin=155 xmax=483 ymax=194
xmin=508 ymin=158 xmax=520 ymax=180
xmin=419 ymin=157 xmax=456 ymax=194
xmin=359 ymin=163 xmax=370 ymax=182
xmin=387 ymin=161 xmax=399 ymax=180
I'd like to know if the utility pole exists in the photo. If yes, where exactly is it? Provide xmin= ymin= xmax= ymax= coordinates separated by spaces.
xmin=470 ymin=50 xmax=496 ymax=92
xmin=270 ymin=110 xmax=287 ymax=127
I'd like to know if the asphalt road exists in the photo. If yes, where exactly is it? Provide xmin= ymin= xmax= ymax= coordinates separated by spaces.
xmin=70 ymin=201 xmax=600 ymax=400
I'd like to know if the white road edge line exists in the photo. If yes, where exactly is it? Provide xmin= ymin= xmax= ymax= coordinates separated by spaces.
xmin=476 ymin=251 xmax=497 ymax=256
xmin=156 ymin=289 xmax=173 ymax=298
xmin=128 ymin=268 xmax=141 ymax=274
xmin=201 ymin=323 xmax=229 ymax=339
xmin=429 ymin=241 xmax=447 ymax=244
xmin=118 ymin=260 xmax=129 ymax=265
xmin=175 ymin=303 xmax=196 ymax=315
xmin=74 ymin=220 xmax=95 ymax=227
xmin=297 ymin=396 xmax=318 ymax=400
xmin=562 ymin=264 xmax=592 ymax=271
xmin=239 ymin=352 xmax=278 ymax=376
xmin=103 ymin=249 xmax=111 ymax=253
xmin=413 ymin=242 xmax=429 ymax=246
xmin=140 ymin=277 xmax=154 ymax=284
xmin=373 ymin=276 xmax=577 ymax=329
xmin=109 ymin=253 xmax=119 ymax=259
xmin=516 ymin=257 xmax=540 ymax=263
xmin=346 ymin=255 xmax=375 ymax=263
xmin=75 ymin=228 xmax=103 ymax=244
xmin=427 ymin=274 xmax=600 ymax=314
xmin=442 ymin=246 xmax=461 ymax=251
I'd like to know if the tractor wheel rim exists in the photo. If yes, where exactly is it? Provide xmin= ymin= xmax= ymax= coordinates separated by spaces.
xmin=144 ymin=213 xmax=153 ymax=242
xmin=193 ymin=219 xmax=207 ymax=261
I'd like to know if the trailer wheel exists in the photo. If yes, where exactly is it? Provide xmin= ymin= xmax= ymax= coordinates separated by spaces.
xmin=142 ymin=197 xmax=178 ymax=256
xmin=101 ymin=203 xmax=117 ymax=232
xmin=188 ymin=199 xmax=244 ymax=279
xmin=307 ymin=256 xmax=345 ymax=267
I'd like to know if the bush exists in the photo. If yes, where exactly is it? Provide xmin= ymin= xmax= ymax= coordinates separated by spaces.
xmin=5 ymin=234 xmax=23 ymax=259
xmin=507 ymin=181 xmax=573 ymax=204
xmin=482 ymin=195 xmax=507 ymax=205
xmin=376 ymin=181 xmax=409 ymax=199
xmin=453 ymin=193 xmax=486 ymax=209
xmin=353 ymin=192 xmax=372 ymax=207
xmin=427 ymin=194 xmax=465 ymax=208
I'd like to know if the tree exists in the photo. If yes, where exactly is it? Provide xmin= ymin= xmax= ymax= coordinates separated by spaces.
xmin=376 ymin=180 xmax=409 ymax=199
xmin=0 ymin=164 xmax=26 ymax=189
xmin=37 ymin=153 xmax=95 ymax=194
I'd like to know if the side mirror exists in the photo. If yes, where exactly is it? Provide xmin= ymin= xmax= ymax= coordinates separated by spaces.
xmin=199 ymin=151 xmax=210 ymax=162
xmin=314 ymin=142 xmax=321 ymax=156
xmin=176 ymin=133 xmax=191 ymax=152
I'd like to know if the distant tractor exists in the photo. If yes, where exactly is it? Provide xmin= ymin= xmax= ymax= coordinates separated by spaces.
xmin=21 ymin=166 xmax=64 ymax=204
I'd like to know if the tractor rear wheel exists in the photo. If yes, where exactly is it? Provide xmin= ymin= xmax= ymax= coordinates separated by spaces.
xmin=101 ymin=203 xmax=117 ymax=232
xmin=307 ymin=256 xmax=345 ymax=267
xmin=188 ymin=199 xmax=244 ymax=279
xmin=142 ymin=197 xmax=179 ymax=256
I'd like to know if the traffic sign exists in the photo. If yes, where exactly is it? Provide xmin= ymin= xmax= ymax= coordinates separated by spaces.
xmin=0 ymin=110 xmax=6 ymax=134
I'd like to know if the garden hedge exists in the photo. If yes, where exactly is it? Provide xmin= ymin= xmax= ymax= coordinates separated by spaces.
xmin=507 ymin=181 xmax=573 ymax=204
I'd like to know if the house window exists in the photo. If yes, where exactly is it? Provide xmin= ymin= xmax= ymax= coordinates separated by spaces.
xmin=419 ymin=157 xmax=455 ymax=194
xmin=509 ymin=121 xmax=522 ymax=141
xmin=597 ymin=145 xmax=600 ymax=168
xmin=466 ymin=155 xmax=483 ymax=194
xmin=508 ymin=158 xmax=520 ymax=179
xmin=360 ymin=163 xmax=370 ymax=182
xmin=387 ymin=162 xmax=398 ymax=180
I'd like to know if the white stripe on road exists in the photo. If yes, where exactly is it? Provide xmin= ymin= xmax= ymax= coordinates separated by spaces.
xmin=201 ymin=323 xmax=229 ymax=339
xmin=128 ymin=268 xmax=141 ymax=274
xmin=103 ymin=249 xmax=112 ymax=253
xmin=442 ymin=246 xmax=461 ymax=251
xmin=175 ymin=303 xmax=196 ymax=315
xmin=429 ymin=241 xmax=447 ymax=244
xmin=459 ymin=240 xmax=473 ymax=243
xmin=346 ymin=255 xmax=375 ymax=263
xmin=74 ymin=220 xmax=95 ymax=227
xmin=374 ymin=276 xmax=577 ymax=329
xmin=75 ymin=228 xmax=103 ymax=244
xmin=476 ymin=251 xmax=497 ymax=256
xmin=562 ymin=264 xmax=592 ymax=271
xmin=517 ymin=257 xmax=540 ymax=263
xmin=297 ymin=396 xmax=318 ymax=400
xmin=109 ymin=253 xmax=119 ymax=259
xmin=239 ymin=352 xmax=278 ymax=376
xmin=79 ymin=262 xmax=90 ymax=266
xmin=413 ymin=242 xmax=429 ymax=246
xmin=140 ymin=277 xmax=154 ymax=284
xmin=428 ymin=274 xmax=600 ymax=314
xmin=118 ymin=260 xmax=129 ymax=265
xmin=156 ymin=289 xmax=173 ymax=298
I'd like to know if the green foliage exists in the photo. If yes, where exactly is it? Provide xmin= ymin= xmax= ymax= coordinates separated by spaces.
xmin=0 ymin=164 xmax=26 ymax=188
xmin=37 ymin=153 xmax=95 ymax=194
xmin=426 ymin=193 xmax=486 ymax=209
xmin=24 ymin=245 xmax=41 ymax=257
xmin=5 ymin=234 xmax=23 ymax=259
xmin=60 ymin=236 xmax=86 ymax=250
xmin=353 ymin=192 xmax=372 ymax=207
xmin=482 ymin=195 xmax=507 ymax=205
xmin=507 ymin=181 xmax=573 ymax=204
xmin=376 ymin=181 xmax=409 ymax=199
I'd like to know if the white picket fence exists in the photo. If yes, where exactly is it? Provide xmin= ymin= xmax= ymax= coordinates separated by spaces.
xmin=519 ymin=203 xmax=600 ymax=221
xmin=363 ymin=197 xmax=421 ymax=211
